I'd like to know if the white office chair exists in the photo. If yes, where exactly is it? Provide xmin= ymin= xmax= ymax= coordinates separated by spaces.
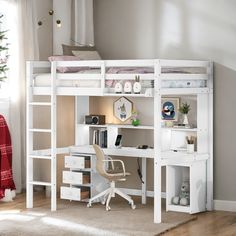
xmin=87 ymin=144 xmax=136 ymax=211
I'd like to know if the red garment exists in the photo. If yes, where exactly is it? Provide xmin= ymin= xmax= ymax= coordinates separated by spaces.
xmin=0 ymin=115 xmax=15 ymax=198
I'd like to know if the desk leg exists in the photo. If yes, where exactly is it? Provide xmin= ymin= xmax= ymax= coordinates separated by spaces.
xmin=141 ymin=157 xmax=147 ymax=204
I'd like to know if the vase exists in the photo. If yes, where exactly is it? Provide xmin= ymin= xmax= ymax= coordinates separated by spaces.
xmin=183 ymin=114 xmax=189 ymax=127
xmin=187 ymin=144 xmax=194 ymax=153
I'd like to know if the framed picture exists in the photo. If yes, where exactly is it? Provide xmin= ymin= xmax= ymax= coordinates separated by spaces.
xmin=161 ymin=97 xmax=179 ymax=121
xmin=113 ymin=96 xmax=133 ymax=122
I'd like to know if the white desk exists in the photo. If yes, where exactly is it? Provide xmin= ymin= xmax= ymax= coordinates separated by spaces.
xmin=69 ymin=145 xmax=154 ymax=204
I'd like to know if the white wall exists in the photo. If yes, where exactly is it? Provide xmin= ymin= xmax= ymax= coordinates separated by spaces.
xmin=34 ymin=0 xmax=53 ymax=60
xmin=53 ymin=0 xmax=72 ymax=54
xmin=35 ymin=0 xmax=72 ymax=56
xmin=94 ymin=0 xmax=236 ymax=202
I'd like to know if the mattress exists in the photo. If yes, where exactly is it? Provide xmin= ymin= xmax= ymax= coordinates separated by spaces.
xmin=33 ymin=67 xmax=206 ymax=88
xmin=34 ymin=69 xmax=101 ymax=87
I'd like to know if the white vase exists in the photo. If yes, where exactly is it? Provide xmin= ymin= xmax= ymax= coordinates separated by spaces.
xmin=183 ymin=114 xmax=189 ymax=126
xmin=187 ymin=144 xmax=194 ymax=153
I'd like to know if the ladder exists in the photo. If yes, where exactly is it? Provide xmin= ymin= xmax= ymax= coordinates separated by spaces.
xmin=26 ymin=61 xmax=57 ymax=211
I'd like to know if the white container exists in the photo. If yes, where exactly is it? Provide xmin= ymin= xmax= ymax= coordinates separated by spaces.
xmin=187 ymin=144 xmax=194 ymax=153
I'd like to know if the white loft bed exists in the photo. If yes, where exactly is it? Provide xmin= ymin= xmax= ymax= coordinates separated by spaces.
xmin=26 ymin=59 xmax=213 ymax=223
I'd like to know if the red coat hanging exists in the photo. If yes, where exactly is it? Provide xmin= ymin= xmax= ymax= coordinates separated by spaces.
xmin=0 ymin=114 xmax=16 ymax=199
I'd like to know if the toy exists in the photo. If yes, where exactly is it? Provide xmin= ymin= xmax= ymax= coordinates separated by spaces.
xmin=172 ymin=180 xmax=190 ymax=206
xmin=124 ymin=81 xmax=132 ymax=93
xmin=115 ymin=82 xmax=123 ymax=93
xmin=133 ymin=75 xmax=142 ymax=94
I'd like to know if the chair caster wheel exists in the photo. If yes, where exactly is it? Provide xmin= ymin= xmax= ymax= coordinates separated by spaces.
xmin=131 ymin=203 xmax=136 ymax=209
xmin=106 ymin=206 xmax=111 ymax=211
xmin=101 ymin=199 xmax=106 ymax=205
xmin=87 ymin=203 xmax=92 ymax=208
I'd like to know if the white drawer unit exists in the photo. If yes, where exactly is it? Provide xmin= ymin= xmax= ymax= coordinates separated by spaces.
xmin=65 ymin=155 xmax=90 ymax=169
xmin=62 ymin=171 xmax=90 ymax=185
xmin=60 ymin=186 xmax=89 ymax=201
xmin=61 ymin=154 xmax=109 ymax=203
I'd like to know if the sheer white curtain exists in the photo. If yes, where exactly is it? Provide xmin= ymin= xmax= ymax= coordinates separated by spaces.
xmin=71 ymin=0 xmax=94 ymax=45
xmin=1 ymin=0 xmax=39 ymax=192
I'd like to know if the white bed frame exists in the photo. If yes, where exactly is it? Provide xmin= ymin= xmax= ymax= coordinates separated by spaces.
xmin=26 ymin=59 xmax=213 ymax=223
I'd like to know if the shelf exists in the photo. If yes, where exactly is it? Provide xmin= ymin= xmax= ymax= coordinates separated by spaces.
xmin=77 ymin=123 xmax=154 ymax=130
xmin=72 ymin=183 xmax=92 ymax=187
xmin=103 ymin=93 xmax=153 ymax=97
xmin=161 ymin=151 xmax=209 ymax=165
xmin=167 ymin=204 xmax=190 ymax=213
xmin=162 ymin=127 xmax=197 ymax=132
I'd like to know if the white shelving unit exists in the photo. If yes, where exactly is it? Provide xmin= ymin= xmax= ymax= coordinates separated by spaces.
xmin=166 ymin=161 xmax=207 ymax=214
xmin=26 ymin=59 xmax=213 ymax=224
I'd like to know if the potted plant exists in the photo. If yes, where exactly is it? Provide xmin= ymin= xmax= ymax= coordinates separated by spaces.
xmin=179 ymin=102 xmax=191 ymax=127
xmin=131 ymin=109 xmax=140 ymax=126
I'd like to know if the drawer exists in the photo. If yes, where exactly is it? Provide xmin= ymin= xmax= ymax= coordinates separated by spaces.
xmin=60 ymin=186 xmax=90 ymax=201
xmin=63 ymin=171 xmax=90 ymax=185
xmin=65 ymin=156 xmax=91 ymax=169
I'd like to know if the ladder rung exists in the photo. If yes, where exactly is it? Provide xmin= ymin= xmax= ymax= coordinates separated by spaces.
xmin=29 ymin=155 xmax=52 ymax=160
xmin=29 ymin=102 xmax=52 ymax=106
xmin=28 ymin=181 xmax=52 ymax=186
xmin=29 ymin=128 xmax=52 ymax=133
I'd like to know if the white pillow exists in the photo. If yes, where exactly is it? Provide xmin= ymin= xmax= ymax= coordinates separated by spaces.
xmin=72 ymin=50 xmax=101 ymax=60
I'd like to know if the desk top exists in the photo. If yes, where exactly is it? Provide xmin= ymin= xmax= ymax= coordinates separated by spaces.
xmin=69 ymin=145 xmax=154 ymax=158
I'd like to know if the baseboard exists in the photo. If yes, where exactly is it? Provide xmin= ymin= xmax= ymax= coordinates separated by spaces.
xmin=118 ymin=188 xmax=166 ymax=198
xmin=214 ymin=200 xmax=236 ymax=212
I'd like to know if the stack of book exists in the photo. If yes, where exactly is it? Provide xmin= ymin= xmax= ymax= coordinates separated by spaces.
xmin=92 ymin=129 xmax=107 ymax=148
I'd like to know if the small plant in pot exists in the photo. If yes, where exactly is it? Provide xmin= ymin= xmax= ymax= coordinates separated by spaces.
xmin=179 ymin=102 xmax=191 ymax=127
xmin=131 ymin=109 xmax=140 ymax=126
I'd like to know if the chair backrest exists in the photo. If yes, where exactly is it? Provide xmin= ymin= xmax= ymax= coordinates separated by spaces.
xmin=93 ymin=144 xmax=109 ymax=179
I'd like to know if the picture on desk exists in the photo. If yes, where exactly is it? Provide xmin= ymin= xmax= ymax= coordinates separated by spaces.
xmin=161 ymin=97 xmax=179 ymax=121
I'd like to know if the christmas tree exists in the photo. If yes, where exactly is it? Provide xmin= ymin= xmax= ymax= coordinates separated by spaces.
xmin=0 ymin=14 xmax=9 ymax=81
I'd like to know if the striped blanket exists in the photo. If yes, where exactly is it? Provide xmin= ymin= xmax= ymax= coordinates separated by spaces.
xmin=0 ymin=115 xmax=15 ymax=198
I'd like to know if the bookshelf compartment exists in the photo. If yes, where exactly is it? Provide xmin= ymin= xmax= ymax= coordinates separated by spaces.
xmin=166 ymin=161 xmax=207 ymax=214
xmin=90 ymin=127 xmax=108 ymax=148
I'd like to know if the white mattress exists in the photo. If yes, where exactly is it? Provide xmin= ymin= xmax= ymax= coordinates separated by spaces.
xmin=34 ymin=66 xmax=207 ymax=89
xmin=34 ymin=73 xmax=101 ymax=88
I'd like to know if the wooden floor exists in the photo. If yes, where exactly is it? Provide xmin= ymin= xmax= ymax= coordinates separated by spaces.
xmin=0 ymin=193 xmax=236 ymax=236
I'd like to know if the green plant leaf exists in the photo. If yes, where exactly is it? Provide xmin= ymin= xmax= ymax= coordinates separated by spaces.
xmin=179 ymin=102 xmax=191 ymax=114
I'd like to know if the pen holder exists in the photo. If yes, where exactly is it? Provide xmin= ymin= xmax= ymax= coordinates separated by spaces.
xmin=187 ymin=144 xmax=194 ymax=153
